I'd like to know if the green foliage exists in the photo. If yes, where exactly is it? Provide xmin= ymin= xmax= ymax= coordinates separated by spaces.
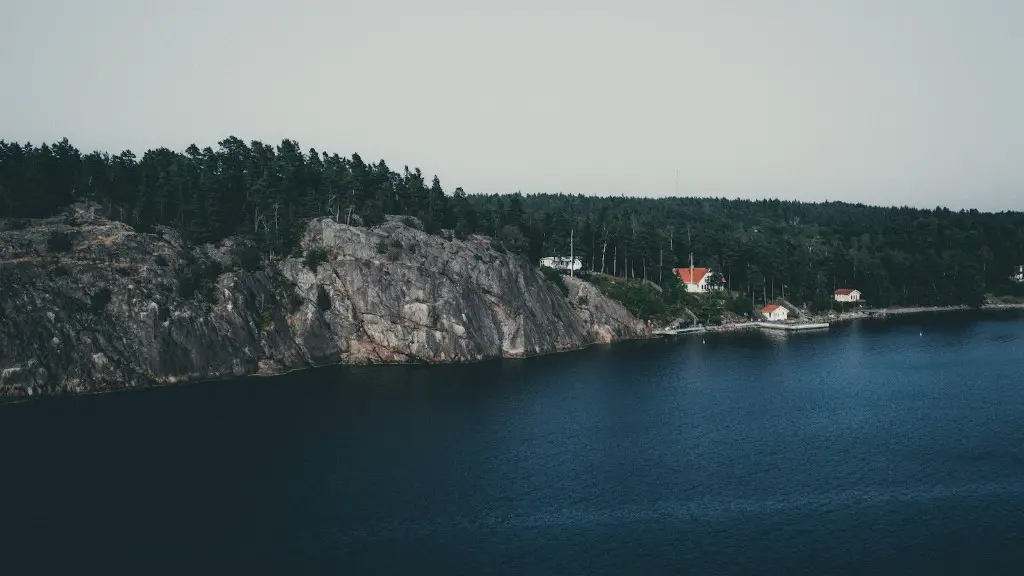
xmin=175 ymin=255 xmax=223 ymax=302
xmin=236 ymin=244 xmax=263 ymax=272
xmin=832 ymin=301 xmax=854 ymax=313
xmin=90 ymin=288 xmax=112 ymax=312
xmin=316 ymin=285 xmax=332 ymax=312
xmin=497 ymin=225 xmax=528 ymax=254
xmin=587 ymin=275 xmax=680 ymax=323
xmin=304 ymin=247 xmax=330 ymax=271
xmin=3 ymin=137 xmax=1022 ymax=310
xmin=154 ymin=254 xmax=170 ymax=267
xmin=46 ymin=230 xmax=73 ymax=253
xmin=261 ymin=310 xmax=272 ymax=331
xmin=698 ymin=292 xmax=726 ymax=325
xmin=270 ymin=273 xmax=304 ymax=313
xmin=727 ymin=295 xmax=754 ymax=316
xmin=539 ymin=266 xmax=569 ymax=297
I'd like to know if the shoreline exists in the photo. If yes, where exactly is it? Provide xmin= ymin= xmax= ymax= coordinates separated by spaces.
xmin=828 ymin=303 xmax=1024 ymax=323
xmin=0 ymin=333 xmax=653 ymax=404
xmin=659 ymin=302 xmax=1024 ymax=336
xmin=4 ymin=303 xmax=1022 ymax=403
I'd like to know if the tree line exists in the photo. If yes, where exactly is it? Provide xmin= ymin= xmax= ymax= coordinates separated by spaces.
xmin=2 ymin=137 xmax=1023 ymax=309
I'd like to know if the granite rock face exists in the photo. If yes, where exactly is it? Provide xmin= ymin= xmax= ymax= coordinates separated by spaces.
xmin=0 ymin=206 xmax=647 ymax=397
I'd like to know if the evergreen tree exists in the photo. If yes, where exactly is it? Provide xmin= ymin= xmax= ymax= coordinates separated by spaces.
xmin=1 ymin=136 xmax=1021 ymax=309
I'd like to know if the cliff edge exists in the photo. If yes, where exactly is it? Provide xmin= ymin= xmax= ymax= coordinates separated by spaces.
xmin=0 ymin=206 xmax=647 ymax=396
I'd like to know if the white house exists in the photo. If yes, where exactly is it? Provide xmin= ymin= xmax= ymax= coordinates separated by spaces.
xmin=762 ymin=304 xmax=789 ymax=322
xmin=1013 ymin=266 xmax=1024 ymax=283
xmin=539 ymin=256 xmax=582 ymax=272
xmin=834 ymin=288 xmax=862 ymax=303
xmin=673 ymin=267 xmax=725 ymax=293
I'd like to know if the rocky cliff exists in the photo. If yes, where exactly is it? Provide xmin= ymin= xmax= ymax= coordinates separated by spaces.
xmin=0 ymin=205 xmax=647 ymax=397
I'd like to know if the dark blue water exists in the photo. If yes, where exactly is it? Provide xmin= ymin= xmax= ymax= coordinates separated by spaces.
xmin=4 ymin=312 xmax=1024 ymax=574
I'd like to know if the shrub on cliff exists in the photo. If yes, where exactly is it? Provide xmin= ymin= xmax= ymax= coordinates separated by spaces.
xmin=90 ymin=288 xmax=112 ymax=312
xmin=539 ymin=266 xmax=568 ymax=297
xmin=585 ymin=274 xmax=695 ymax=324
xmin=316 ymin=286 xmax=332 ymax=312
xmin=236 ymin=244 xmax=264 ymax=272
xmin=46 ymin=230 xmax=73 ymax=253
xmin=304 ymin=247 xmax=330 ymax=271
xmin=175 ymin=255 xmax=223 ymax=302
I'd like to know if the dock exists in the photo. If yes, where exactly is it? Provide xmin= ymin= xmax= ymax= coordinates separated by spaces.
xmin=755 ymin=321 xmax=830 ymax=331
xmin=653 ymin=326 xmax=708 ymax=336
xmin=653 ymin=321 xmax=829 ymax=336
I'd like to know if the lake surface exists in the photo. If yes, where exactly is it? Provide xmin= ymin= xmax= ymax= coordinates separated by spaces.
xmin=4 ymin=312 xmax=1024 ymax=574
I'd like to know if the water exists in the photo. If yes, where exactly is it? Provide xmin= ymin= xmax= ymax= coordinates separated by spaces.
xmin=4 ymin=312 xmax=1024 ymax=574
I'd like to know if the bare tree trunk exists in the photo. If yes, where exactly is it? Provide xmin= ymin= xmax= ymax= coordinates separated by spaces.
xmin=659 ymin=246 xmax=663 ymax=283
xmin=601 ymin=241 xmax=608 ymax=274
xmin=613 ymin=246 xmax=617 ymax=277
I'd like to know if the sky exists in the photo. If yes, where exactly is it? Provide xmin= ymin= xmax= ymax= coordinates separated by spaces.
xmin=1 ymin=0 xmax=1022 ymax=211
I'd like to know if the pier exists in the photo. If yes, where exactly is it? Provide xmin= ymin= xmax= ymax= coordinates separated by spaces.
xmin=653 ymin=321 xmax=830 ymax=336
xmin=754 ymin=322 xmax=830 ymax=331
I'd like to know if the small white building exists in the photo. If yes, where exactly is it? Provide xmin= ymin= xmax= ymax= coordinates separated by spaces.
xmin=762 ymin=304 xmax=789 ymax=322
xmin=1013 ymin=266 xmax=1024 ymax=283
xmin=834 ymin=288 xmax=862 ymax=303
xmin=673 ymin=267 xmax=725 ymax=293
xmin=539 ymin=256 xmax=582 ymax=272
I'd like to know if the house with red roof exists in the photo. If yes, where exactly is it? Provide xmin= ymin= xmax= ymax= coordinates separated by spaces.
xmin=673 ymin=267 xmax=725 ymax=293
xmin=762 ymin=304 xmax=789 ymax=322
xmin=833 ymin=288 xmax=862 ymax=303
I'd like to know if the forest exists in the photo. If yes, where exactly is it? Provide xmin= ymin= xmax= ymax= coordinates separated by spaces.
xmin=2 ymin=137 xmax=1023 ymax=312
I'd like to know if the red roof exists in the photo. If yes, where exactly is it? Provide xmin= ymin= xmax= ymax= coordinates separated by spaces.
xmin=834 ymin=288 xmax=857 ymax=295
xmin=675 ymin=267 xmax=711 ymax=284
xmin=763 ymin=304 xmax=782 ymax=313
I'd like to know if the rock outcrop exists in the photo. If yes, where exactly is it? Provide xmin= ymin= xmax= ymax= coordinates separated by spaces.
xmin=0 ymin=205 xmax=647 ymax=397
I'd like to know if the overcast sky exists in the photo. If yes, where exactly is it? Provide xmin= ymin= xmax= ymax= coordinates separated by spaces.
xmin=2 ymin=0 xmax=1022 ymax=211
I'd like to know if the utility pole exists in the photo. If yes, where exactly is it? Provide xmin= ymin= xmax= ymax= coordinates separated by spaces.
xmin=570 ymin=229 xmax=574 ymax=278
xmin=690 ymin=251 xmax=694 ymax=291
